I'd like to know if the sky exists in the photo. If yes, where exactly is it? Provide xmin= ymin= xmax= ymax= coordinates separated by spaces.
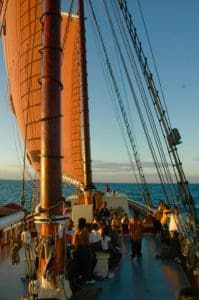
xmin=0 ymin=0 xmax=199 ymax=183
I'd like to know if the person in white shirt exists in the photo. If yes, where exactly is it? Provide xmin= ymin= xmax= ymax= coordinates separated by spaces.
xmin=169 ymin=205 xmax=182 ymax=238
xmin=168 ymin=205 xmax=184 ymax=263
xmin=65 ymin=219 xmax=75 ymax=248
xmin=101 ymin=226 xmax=122 ymax=270
xmin=90 ymin=223 xmax=102 ymax=251
xmin=101 ymin=227 xmax=112 ymax=251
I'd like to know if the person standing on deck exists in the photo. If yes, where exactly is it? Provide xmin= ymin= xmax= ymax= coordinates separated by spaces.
xmin=120 ymin=213 xmax=129 ymax=235
xmin=169 ymin=205 xmax=182 ymax=238
xmin=104 ymin=184 xmax=110 ymax=193
xmin=65 ymin=219 xmax=75 ymax=248
xmin=169 ymin=205 xmax=184 ymax=263
xmin=65 ymin=219 xmax=76 ymax=285
xmin=99 ymin=201 xmax=110 ymax=225
xmin=72 ymin=218 xmax=96 ymax=284
xmin=154 ymin=200 xmax=165 ymax=235
xmin=128 ymin=210 xmax=144 ymax=259
xmin=101 ymin=226 xmax=122 ymax=270
xmin=160 ymin=204 xmax=171 ymax=242
xmin=111 ymin=212 xmax=121 ymax=246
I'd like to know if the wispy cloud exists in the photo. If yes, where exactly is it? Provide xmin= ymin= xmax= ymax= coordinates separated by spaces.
xmin=92 ymin=160 xmax=156 ymax=171
xmin=91 ymin=160 xmax=199 ymax=183
xmin=91 ymin=160 xmax=159 ymax=183
xmin=193 ymin=157 xmax=199 ymax=162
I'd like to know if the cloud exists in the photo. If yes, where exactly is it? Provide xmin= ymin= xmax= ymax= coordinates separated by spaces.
xmin=91 ymin=160 xmax=199 ymax=183
xmin=92 ymin=160 xmax=156 ymax=171
xmin=92 ymin=160 xmax=131 ymax=171
xmin=193 ymin=157 xmax=199 ymax=162
xmin=91 ymin=160 xmax=159 ymax=183
xmin=1 ymin=159 xmax=199 ymax=183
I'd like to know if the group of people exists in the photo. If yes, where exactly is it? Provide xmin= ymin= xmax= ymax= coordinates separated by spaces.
xmin=127 ymin=201 xmax=183 ymax=260
xmin=65 ymin=197 xmax=183 ymax=289
xmin=65 ymin=201 xmax=148 ymax=289
xmin=154 ymin=200 xmax=182 ymax=242
xmin=65 ymin=203 xmax=125 ymax=287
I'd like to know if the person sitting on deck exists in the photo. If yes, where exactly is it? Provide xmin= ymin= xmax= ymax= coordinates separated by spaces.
xmin=101 ymin=226 xmax=122 ymax=270
xmin=128 ymin=210 xmax=144 ymax=259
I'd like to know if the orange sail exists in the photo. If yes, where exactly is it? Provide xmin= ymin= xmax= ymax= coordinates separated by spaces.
xmin=1 ymin=2 xmax=87 ymax=188
xmin=1 ymin=0 xmax=42 ymax=175
xmin=61 ymin=13 xmax=85 ymax=188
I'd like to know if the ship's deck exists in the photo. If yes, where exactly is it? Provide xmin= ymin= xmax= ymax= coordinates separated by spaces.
xmin=0 ymin=246 xmax=28 ymax=299
xmin=0 ymin=233 xmax=190 ymax=300
xmin=75 ymin=234 xmax=190 ymax=300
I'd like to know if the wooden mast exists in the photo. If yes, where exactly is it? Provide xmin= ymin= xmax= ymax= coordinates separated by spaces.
xmin=40 ymin=0 xmax=63 ymax=275
xmin=78 ymin=0 xmax=93 ymax=199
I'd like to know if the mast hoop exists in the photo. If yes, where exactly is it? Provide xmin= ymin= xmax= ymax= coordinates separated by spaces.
xmin=40 ymin=114 xmax=63 ymax=122
xmin=38 ymin=76 xmax=63 ymax=90
xmin=39 ymin=45 xmax=63 ymax=53
xmin=34 ymin=215 xmax=70 ymax=224
xmin=40 ymin=11 xmax=62 ymax=25
xmin=40 ymin=154 xmax=63 ymax=159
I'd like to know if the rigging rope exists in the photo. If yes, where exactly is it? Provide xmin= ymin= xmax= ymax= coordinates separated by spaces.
xmin=86 ymin=2 xmax=141 ymax=192
xmin=136 ymin=0 xmax=172 ymax=129
xmin=88 ymin=0 xmax=152 ymax=209
xmin=21 ymin=5 xmax=34 ymax=207
xmin=87 ymin=0 xmax=194 ymax=236
xmin=117 ymin=0 xmax=198 ymax=238
xmin=87 ymin=2 xmax=142 ymax=196
xmin=106 ymin=0 xmax=172 ymax=205
xmin=110 ymin=0 xmax=177 ymax=206
xmin=62 ymin=0 xmax=75 ymax=54
xmin=111 ymin=0 xmax=194 ymax=235
xmin=0 ymin=0 xmax=8 ymax=36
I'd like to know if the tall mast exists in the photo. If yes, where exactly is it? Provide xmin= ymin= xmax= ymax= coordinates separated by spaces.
xmin=41 ymin=1 xmax=62 ymax=215
xmin=78 ymin=0 xmax=93 ymax=191
xmin=37 ymin=0 xmax=67 ymax=296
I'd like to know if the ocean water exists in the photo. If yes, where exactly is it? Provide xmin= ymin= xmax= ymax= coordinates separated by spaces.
xmin=0 ymin=179 xmax=199 ymax=213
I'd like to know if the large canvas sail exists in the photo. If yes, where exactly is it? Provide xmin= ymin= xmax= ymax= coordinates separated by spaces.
xmin=61 ymin=13 xmax=85 ymax=188
xmin=1 ymin=0 xmax=42 ymax=175
xmin=1 ymin=2 xmax=86 ymax=188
